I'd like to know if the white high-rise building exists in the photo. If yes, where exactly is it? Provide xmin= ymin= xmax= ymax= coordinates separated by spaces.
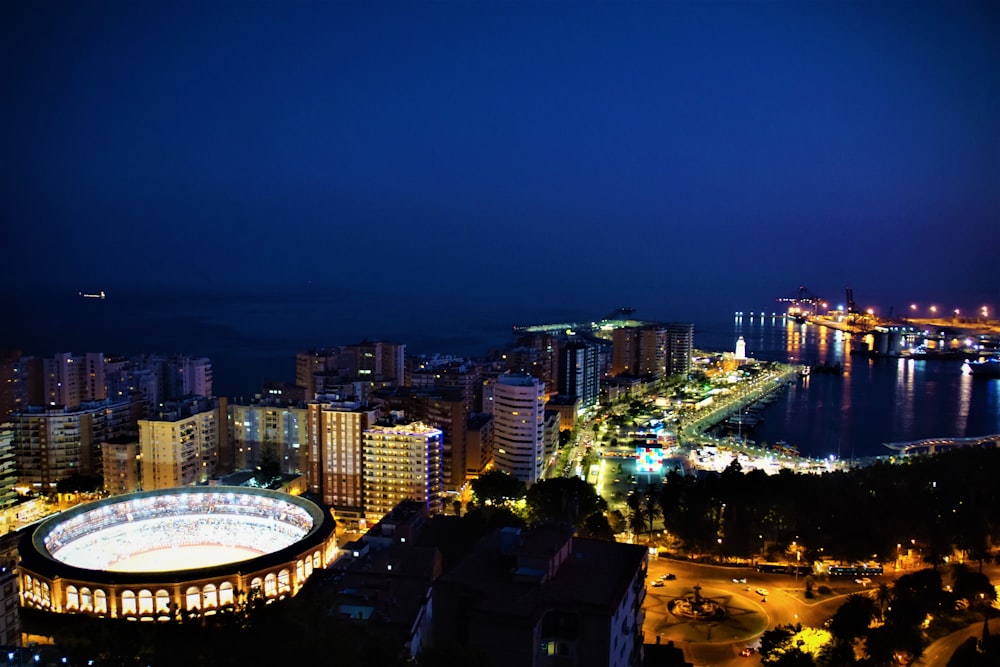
xmin=485 ymin=374 xmax=546 ymax=485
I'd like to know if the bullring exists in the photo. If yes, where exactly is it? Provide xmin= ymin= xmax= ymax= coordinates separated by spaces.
xmin=18 ymin=487 xmax=337 ymax=620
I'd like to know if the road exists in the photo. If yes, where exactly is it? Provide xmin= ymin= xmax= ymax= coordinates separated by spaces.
xmin=644 ymin=556 xmax=880 ymax=667
xmin=915 ymin=616 xmax=1000 ymax=666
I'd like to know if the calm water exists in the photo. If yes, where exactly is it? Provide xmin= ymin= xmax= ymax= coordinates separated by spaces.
xmin=697 ymin=314 xmax=1000 ymax=460
xmin=6 ymin=294 xmax=998 ymax=459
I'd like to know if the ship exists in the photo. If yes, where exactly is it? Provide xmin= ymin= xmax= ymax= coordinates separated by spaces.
xmin=79 ymin=290 xmax=106 ymax=299
xmin=968 ymin=358 xmax=1000 ymax=378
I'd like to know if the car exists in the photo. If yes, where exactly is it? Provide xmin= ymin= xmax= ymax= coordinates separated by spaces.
xmin=740 ymin=647 xmax=757 ymax=657
xmin=664 ymin=573 xmax=676 ymax=580
xmin=732 ymin=577 xmax=747 ymax=584
xmin=755 ymin=588 xmax=768 ymax=597
xmin=855 ymin=577 xmax=872 ymax=586
xmin=651 ymin=580 xmax=664 ymax=587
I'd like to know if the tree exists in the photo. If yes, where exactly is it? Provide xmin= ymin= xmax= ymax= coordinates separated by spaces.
xmin=952 ymin=566 xmax=997 ymax=608
xmin=626 ymin=493 xmax=647 ymax=537
xmin=829 ymin=594 xmax=877 ymax=642
xmin=577 ymin=511 xmax=615 ymax=541
xmin=606 ymin=509 xmax=626 ymax=535
xmin=56 ymin=474 xmax=103 ymax=494
xmin=817 ymin=640 xmax=857 ymax=667
xmin=641 ymin=486 xmax=663 ymax=536
xmin=470 ymin=470 xmax=526 ymax=506
xmin=875 ymin=582 xmax=893 ymax=620
xmin=525 ymin=477 xmax=604 ymax=527
xmin=759 ymin=623 xmax=797 ymax=661
xmin=253 ymin=442 xmax=282 ymax=488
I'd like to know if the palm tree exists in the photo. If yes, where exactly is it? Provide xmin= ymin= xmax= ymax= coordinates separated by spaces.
xmin=641 ymin=486 xmax=663 ymax=537
xmin=875 ymin=582 xmax=893 ymax=621
xmin=626 ymin=493 xmax=647 ymax=539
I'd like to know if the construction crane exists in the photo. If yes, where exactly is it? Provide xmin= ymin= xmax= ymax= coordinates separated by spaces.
xmin=845 ymin=287 xmax=858 ymax=315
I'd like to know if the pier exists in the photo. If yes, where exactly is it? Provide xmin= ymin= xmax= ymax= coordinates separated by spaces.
xmin=883 ymin=433 xmax=1000 ymax=455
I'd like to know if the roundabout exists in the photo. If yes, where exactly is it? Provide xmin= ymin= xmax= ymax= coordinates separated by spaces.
xmin=646 ymin=583 xmax=768 ymax=644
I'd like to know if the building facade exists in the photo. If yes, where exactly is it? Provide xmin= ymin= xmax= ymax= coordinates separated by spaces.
xmin=559 ymin=341 xmax=601 ymax=409
xmin=486 ymin=374 xmax=546 ymax=485
xmin=306 ymin=400 xmax=377 ymax=519
xmin=362 ymin=422 xmax=443 ymax=523
xmin=432 ymin=526 xmax=648 ymax=667
xmin=664 ymin=322 xmax=694 ymax=377
xmin=14 ymin=399 xmax=143 ymax=491
xmin=101 ymin=438 xmax=140 ymax=495
xmin=138 ymin=398 xmax=223 ymax=490
xmin=230 ymin=401 xmax=308 ymax=474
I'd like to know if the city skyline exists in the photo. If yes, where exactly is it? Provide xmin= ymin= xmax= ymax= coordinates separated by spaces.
xmin=2 ymin=1 xmax=997 ymax=317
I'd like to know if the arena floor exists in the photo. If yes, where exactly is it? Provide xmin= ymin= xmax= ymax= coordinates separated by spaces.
xmin=109 ymin=545 xmax=265 ymax=572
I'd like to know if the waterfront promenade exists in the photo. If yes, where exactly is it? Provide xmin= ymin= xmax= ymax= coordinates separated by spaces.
xmin=675 ymin=364 xmax=848 ymax=474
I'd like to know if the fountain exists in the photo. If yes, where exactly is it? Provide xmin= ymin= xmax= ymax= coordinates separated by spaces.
xmin=667 ymin=583 xmax=726 ymax=622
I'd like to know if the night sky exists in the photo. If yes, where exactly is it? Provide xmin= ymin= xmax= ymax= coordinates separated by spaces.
xmin=3 ymin=1 xmax=998 ymax=319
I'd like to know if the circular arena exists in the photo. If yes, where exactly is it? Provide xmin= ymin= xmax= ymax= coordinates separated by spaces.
xmin=18 ymin=487 xmax=337 ymax=621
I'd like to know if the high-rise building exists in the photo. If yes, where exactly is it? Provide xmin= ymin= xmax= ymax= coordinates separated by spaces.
xmin=465 ymin=413 xmax=493 ymax=479
xmin=295 ymin=349 xmax=340 ymax=397
xmin=610 ymin=327 xmax=641 ymax=377
xmin=505 ymin=333 xmax=559 ymax=396
xmin=138 ymin=397 xmax=223 ymax=490
xmin=559 ymin=341 xmax=600 ymax=408
xmin=27 ymin=352 xmax=107 ymax=409
xmin=345 ymin=341 xmax=406 ymax=385
xmin=485 ymin=374 xmax=546 ymax=485
xmin=0 ymin=425 xmax=17 ymax=518
xmin=376 ymin=388 xmax=468 ymax=492
xmin=101 ymin=437 xmax=140 ymax=495
xmin=164 ymin=355 xmax=213 ymax=399
xmin=0 ymin=351 xmax=27 ymax=420
xmin=306 ymin=399 xmax=377 ymax=520
xmin=362 ymin=421 xmax=442 ymax=523
xmin=14 ymin=399 xmax=143 ymax=491
xmin=611 ymin=322 xmax=693 ymax=379
xmin=664 ymin=322 xmax=694 ymax=377
xmin=407 ymin=357 xmax=484 ymax=413
xmin=230 ymin=400 xmax=308 ymax=473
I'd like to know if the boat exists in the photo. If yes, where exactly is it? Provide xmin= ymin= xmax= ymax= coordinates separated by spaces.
xmin=79 ymin=290 xmax=106 ymax=299
xmin=968 ymin=358 xmax=1000 ymax=378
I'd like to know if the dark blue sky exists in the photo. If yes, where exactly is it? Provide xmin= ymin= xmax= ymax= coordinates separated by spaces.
xmin=3 ymin=1 xmax=998 ymax=319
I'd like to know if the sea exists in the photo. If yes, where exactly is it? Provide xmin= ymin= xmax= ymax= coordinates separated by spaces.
xmin=6 ymin=290 xmax=999 ymax=461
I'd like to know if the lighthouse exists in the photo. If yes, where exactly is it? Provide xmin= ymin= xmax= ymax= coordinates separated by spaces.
xmin=735 ymin=336 xmax=747 ymax=361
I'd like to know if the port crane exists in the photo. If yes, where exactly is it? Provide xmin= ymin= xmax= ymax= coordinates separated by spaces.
xmin=776 ymin=286 xmax=822 ymax=318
